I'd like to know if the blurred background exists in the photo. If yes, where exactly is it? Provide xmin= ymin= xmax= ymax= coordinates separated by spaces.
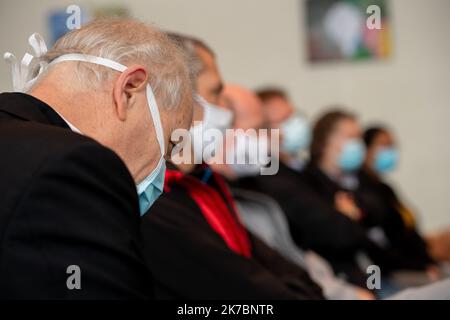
xmin=0 ymin=0 xmax=449 ymax=233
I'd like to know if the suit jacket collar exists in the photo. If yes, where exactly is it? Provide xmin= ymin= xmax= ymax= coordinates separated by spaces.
xmin=0 ymin=92 xmax=70 ymax=130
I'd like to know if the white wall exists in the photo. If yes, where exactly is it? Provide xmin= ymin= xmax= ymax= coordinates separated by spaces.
xmin=1 ymin=0 xmax=449 ymax=232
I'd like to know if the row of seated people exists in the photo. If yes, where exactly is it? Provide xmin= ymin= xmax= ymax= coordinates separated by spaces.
xmin=139 ymin=33 xmax=450 ymax=300
xmin=2 ymin=18 xmax=448 ymax=299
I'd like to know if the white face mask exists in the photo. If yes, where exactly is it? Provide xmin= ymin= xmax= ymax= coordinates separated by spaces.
xmin=190 ymin=95 xmax=233 ymax=163
xmin=4 ymin=33 xmax=167 ymax=216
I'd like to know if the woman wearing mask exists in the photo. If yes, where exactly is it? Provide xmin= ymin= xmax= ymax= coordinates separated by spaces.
xmin=299 ymin=109 xmax=435 ymax=289
xmin=298 ymin=110 xmax=378 ymax=285
xmin=303 ymin=110 xmax=366 ymax=220
xmin=357 ymin=127 xmax=442 ymax=285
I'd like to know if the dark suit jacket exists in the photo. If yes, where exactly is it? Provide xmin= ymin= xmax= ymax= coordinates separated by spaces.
xmin=357 ymin=169 xmax=434 ymax=269
xmin=230 ymin=162 xmax=372 ymax=286
xmin=297 ymin=164 xmax=429 ymax=276
xmin=141 ymin=166 xmax=324 ymax=300
xmin=0 ymin=92 xmax=153 ymax=299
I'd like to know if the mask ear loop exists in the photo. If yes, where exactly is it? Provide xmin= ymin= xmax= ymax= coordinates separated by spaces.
xmin=3 ymin=52 xmax=21 ymax=91
xmin=26 ymin=33 xmax=49 ymax=89
xmin=28 ymin=33 xmax=48 ymax=58
xmin=145 ymin=86 xmax=166 ymax=157
xmin=50 ymin=53 xmax=166 ymax=158
xmin=3 ymin=33 xmax=49 ymax=92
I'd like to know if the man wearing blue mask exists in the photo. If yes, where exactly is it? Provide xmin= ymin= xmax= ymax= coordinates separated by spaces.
xmin=0 ymin=18 xmax=193 ymax=299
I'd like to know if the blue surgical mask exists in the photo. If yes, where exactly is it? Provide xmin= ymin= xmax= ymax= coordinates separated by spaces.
xmin=137 ymin=158 xmax=166 ymax=214
xmin=49 ymin=54 xmax=167 ymax=216
xmin=374 ymin=147 xmax=398 ymax=174
xmin=280 ymin=116 xmax=311 ymax=154
xmin=338 ymin=139 xmax=366 ymax=171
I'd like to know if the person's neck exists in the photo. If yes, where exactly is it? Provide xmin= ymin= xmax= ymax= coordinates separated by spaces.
xmin=363 ymin=162 xmax=380 ymax=181
xmin=319 ymin=158 xmax=342 ymax=179
xmin=30 ymin=82 xmax=99 ymax=136
xmin=32 ymin=79 xmax=166 ymax=185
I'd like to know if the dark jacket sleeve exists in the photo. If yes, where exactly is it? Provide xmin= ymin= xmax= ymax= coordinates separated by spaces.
xmin=141 ymin=191 xmax=323 ymax=300
xmin=0 ymin=141 xmax=153 ymax=299
xmin=236 ymin=172 xmax=371 ymax=259
xmin=278 ymin=183 xmax=371 ymax=258
xmin=248 ymin=233 xmax=323 ymax=299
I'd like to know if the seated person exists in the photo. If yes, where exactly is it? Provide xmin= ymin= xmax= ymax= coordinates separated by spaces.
xmin=359 ymin=127 xmax=434 ymax=266
xmin=215 ymin=87 xmax=450 ymax=299
xmin=358 ymin=126 xmax=450 ymax=284
xmin=300 ymin=110 xmax=444 ymax=288
xmin=257 ymin=87 xmax=311 ymax=172
xmin=140 ymin=34 xmax=323 ymax=299
xmin=0 ymin=19 xmax=192 ymax=299
xmin=233 ymin=99 xmax=380 ymax=286
xmin=219 ymin=85 xmax=375 ymax=300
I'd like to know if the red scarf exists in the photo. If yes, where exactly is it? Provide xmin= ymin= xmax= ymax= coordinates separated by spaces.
xmin=164 ymin=168 xmax=252 ymax=258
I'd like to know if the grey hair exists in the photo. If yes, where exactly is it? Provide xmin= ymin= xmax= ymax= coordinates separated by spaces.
xmin=38 ymin=18 xmax=191 ymax=110
xmin=165 ymin=32 xmax=215 ymax=88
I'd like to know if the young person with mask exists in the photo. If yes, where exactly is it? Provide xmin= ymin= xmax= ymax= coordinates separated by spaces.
xmin=199 ymin=85 xmax=450 ymax=300
xmin=221 ymin=86 xmax=377 ymax=300
xmin=299 ymin=110 xmax=395 ymax=286
xmin=140 ymin=34 xmax=323 ymax=299
xmin=234 ymin=95 xmax=381 ymax=287
xmin=357 ymin=126 xmax=446 ymax=285
xmin=300 ymin=110 xmax=448 ymax=290
xmin=226 ymin=90 xmax=450 ymax=299
xmin=0 ymin=19 xmax=193 ymax=299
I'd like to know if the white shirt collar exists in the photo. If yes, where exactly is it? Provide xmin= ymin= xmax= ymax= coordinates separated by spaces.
xmin=53 ymin=110 xmax=82 ymax=134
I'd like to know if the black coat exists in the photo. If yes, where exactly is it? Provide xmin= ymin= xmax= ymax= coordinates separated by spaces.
xmin=0 ymin=92 xmax=153 ymax=299
xmin=232 ymin=162 xmax=373 ymax=285
xmin=288 ymin=163 xmax=430 ymax=275
xmin=141 ymin=167 xmax=324 ymax=300
xmin=357 ymin=169 xmax=434 ymax=269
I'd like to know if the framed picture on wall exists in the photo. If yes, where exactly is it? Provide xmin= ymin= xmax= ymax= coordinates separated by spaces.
xmin=305 ymin=0 xmax=392 ymax=63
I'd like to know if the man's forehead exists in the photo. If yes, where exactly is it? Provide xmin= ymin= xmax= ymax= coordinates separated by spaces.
xmin=264 ymin=98 xmax=293 ymax=123
xmin=196 ymin=46 xmax=216 ymax=68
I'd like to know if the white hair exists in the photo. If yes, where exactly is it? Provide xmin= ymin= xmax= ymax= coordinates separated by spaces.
xmin=38 ymin=18 xmax=191 ymax=110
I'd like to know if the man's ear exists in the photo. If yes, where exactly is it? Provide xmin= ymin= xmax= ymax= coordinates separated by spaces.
xmin=112 ymin=65 xmax=148 ymax=121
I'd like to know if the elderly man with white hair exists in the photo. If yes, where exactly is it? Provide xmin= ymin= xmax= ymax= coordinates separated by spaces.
xmin=0 ymin=18 xmax=193 ymax=299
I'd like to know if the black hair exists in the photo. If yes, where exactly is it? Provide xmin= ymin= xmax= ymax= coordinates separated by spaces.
xmin=363 ymin=126 xmax=387 ymax=147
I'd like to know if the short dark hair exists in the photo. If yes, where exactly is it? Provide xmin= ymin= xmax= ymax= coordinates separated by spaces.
xmin=256 ymin=87 xmax=288 ymax=103
xmin=310 ymin=109 xmax=356 ymax=164
xmin=363 ymin=126 xmax=388 ymax=147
